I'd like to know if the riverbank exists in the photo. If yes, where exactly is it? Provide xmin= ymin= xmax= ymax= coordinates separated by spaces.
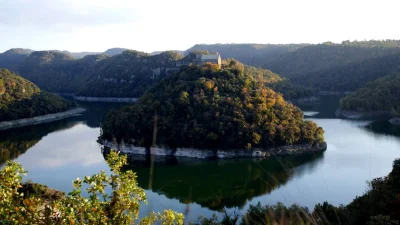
xmin=53 ymin=93 xmax=138 ymax=103
xmin=102 ymin=141 xmax=327 ymax=159
xmin=0 ymin=108 xmax=86 ymax=130
xmin=335 ymin=109 xmax=390 ymax=119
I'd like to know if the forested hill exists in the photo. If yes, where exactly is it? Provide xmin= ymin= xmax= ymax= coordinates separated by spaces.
xmin=4 ymin=40 xmax=400 ymax=98
xmin=0 ymin=48 xmax=309 ymax=99
xmin=266 ymin=42 xmax=400 ymax=79
xmin=17 ymin=51 xmax=85 ymax=93
xmin=186 ymin=40 xmax=400 ymax=71
xmin=291 ymin=52 xmax=400 ymax=92
xmin=77 ymin=50 xmax=185 ymax=97
xmin=186 ymin=44 xmax=308 ymax=67
xmin=0 ymin=48 xmax=33 ymax=73
xmin=0 ymin=50 xmax=185 ymax=96
xmin=340 ymin=73 xmax=400 ymax=116
xmin=0 ymin=69 xmax=75 ymax=122
xmin=187 ymin=40 xmax=400 ymax=93
xmin=102 ymin=62 xmax=325 ymax=150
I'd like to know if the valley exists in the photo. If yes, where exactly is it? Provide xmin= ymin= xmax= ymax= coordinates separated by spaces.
xmin=1 ymin=39 xmax=400 ymax=224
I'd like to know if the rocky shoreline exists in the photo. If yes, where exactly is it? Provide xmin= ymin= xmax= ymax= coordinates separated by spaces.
xmin=73 ymin=96 xmax=137 ymax=103
xmin=102 ymin=141 xmax=327 ymax=159
xmin=0 ymin=108 xmax=86 ymax=130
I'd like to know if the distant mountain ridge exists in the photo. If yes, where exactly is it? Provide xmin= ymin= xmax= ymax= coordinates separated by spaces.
xmin=186 ymin=43 xmax=309 ymax=67
xmin=187 ymin=40 xmax=400 ymax=93
xmin=0 ymin=47 xmax=128 ymax=60
xmin=150 ymin=50 xmax=185 ymax=56
xmin=1 ymin=39 xmax=400 ymax=99
xmin=0 ymin=49 xmax=187 ymax=97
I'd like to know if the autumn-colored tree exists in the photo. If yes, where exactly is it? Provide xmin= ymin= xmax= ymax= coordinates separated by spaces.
xmin=102 ymin=65 xmax=325 ymax=150
xmin=0 ymin=151 xmax=184 ymax=225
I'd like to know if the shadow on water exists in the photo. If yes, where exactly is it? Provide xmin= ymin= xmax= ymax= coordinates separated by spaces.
xmin=0 ymin=120 xmax=80 ymax=165
xmin=75 ymin=101 xmax=126 ymax=128
xmin=105 ymin=152 xmax=325 ymax=211
xmin=298 ymin=95 xmax=400 ymax=138
xmin=297 ymin=95 xmax=343 ymax=119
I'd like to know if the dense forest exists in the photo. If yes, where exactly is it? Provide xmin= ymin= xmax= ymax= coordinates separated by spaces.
xmin=0 ymin=50 xmax=185 ymax=97
xmin=187 ymin=41 xmax=400 ymax=72
xmin=186 ymin=43 xmax=309 ymax=67
xmin=0 ymin=69 xmax=75 ymax=122
xmin=0 ymin=48 xmax=312 ymax=100
xmin=77 ymin=50 xmax=184 ymax=97
xmin=188 ymin=40 xmax=400 ymax=93
xmin=17 ymin=51 xmax=107 ymax=94
xmin=265 ymin=40 xmax=400 ymax=78
xmin=0 ymin=48 xmax=33 ymax=73
xmin=101 ymin=62 xmax=324 ymax=150
xmin=340 ymin=73 xmax=400 ymax=116
xmin=292 ymin=52 xmax=400 ymax=92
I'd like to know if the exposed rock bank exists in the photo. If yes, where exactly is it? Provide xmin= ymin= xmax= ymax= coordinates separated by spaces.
xmin=73 ymin=96 xmax=137 ymax=103
xmin=0 ymin=108 xmax=86 ymax=130
xmin=335 ymin=109 xmax=390 ymax=119
xmin=102 ymin=141 xmax=327 ymax=159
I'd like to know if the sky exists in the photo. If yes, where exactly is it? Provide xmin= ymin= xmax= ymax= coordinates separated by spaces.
xmin=0 ymin=0 xmax=399 ymax=53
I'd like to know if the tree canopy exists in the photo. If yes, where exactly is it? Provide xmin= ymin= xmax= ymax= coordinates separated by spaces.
xmin=0 ymin=151 xmax=184 ymax=224
xmin=0 ymin=69 xmax=75 ymax=122
xmin=101 ymin=63 xmax=324 ymax=150
xmin=340 ymin=73 xmax=400 ymax=116
xmin=187 ymin=41 xmax=400 ymax=94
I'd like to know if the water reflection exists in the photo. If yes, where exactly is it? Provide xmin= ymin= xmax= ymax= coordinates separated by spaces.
xmin=1 ymin=99 xmax=400 ymax=221
xmin=0 ymin=101 xmax=125 ymax=166
xmin=115 ymin=153 xmax=324 ymax=211
xmin=299 ymin=95 xmax=342 ymax=118
xmin=75 ymin=102 xmax=125 ymax=128
xmin=0 ymin=120 xmax=79 ymax=165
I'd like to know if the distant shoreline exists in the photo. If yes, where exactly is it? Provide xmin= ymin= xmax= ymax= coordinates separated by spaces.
xmin=54 ymin=93 xmax=137 ymax=103
xmin=0 ymin=108 xmax=86 ymax=130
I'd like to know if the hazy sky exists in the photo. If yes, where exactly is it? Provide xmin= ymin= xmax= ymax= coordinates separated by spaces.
xmin=1 ymin=0 xmax=399 ymax=53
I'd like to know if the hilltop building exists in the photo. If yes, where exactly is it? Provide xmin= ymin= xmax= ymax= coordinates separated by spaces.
xmin=176 ymin=52 xmax=222 ymax=68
